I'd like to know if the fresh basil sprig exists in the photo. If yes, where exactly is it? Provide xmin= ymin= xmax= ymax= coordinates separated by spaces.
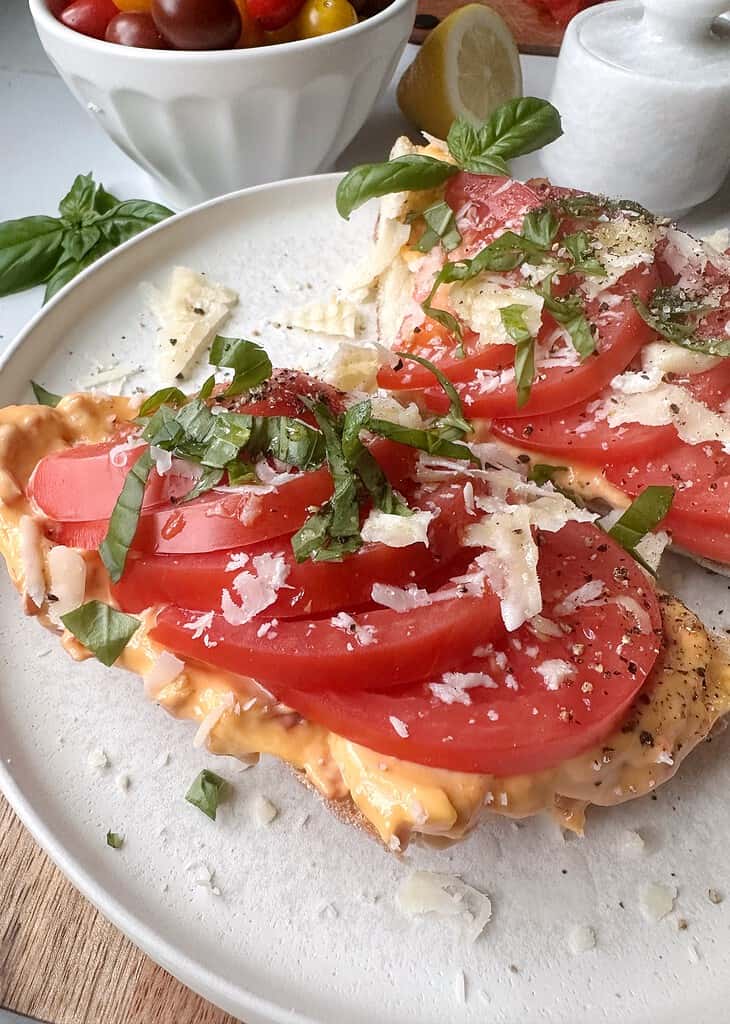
xmin=0 ymin=173 xmax=172 ymax=302
xmin=608 ymin=485 xmax=674 ymax=573
xmin=500 ymin=305 xmax=536 ymax=408
xmin=31 ymin=381 xmax=62 ymax=407
xmin=61 ymin=600 xmax=140 ymax=666
xmin=416 ymin=201 xmax=462 ymax=254
xmin=336 ymin=98 xmax=562 ymax=220
xmin=185 ymin=769 xmax=227 ymax=821
xmin=632 ymin=290 xmax=730 ymax=357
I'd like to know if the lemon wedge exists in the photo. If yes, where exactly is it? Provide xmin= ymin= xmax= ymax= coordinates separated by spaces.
xmin=397 ymin=4 xmax=523 ymax=141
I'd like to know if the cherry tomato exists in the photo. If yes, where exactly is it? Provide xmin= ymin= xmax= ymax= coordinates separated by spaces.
xmin=233 ymin=0 xmax=264 ymax=44
xmin=112 ymin=0 xmax=151 ymax=10
xmin=297 ymin=0 xmax=357 ymax=37
xmin=151 ymin=0 xmax=241 ymax=49
xmin=262 ymin=21 xmax=299 ymax=43
xmin=248 ymin=0 xmax=304 ymax=32
xmin=106 ymin=11 xmax=170 ymax=45
xmin=48 ymin=0 xmax=72 ymax=16
xmin=59 ymin=0 xmax=119 ymax=38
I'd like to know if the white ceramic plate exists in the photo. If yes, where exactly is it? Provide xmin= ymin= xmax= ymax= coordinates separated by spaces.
xmin=1 ymin=176 xmax=729 ymax=1024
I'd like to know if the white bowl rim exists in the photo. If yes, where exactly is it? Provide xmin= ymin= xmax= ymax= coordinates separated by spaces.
xmin=29 ymin=0 xmax=416 ymax=59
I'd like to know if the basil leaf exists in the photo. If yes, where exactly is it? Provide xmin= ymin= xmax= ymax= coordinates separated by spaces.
xmin=527 ymin=463 xmax=568 ymax=486
xmin=422 ymin=301 xmax=465 ymax=356
xmin=209 ymin=336 xmax=272 ymax=397
xmin=246 ymin=415 xmax=325 ymax=469
xmin=631 ymin=293 xmax=730 ymax=356
xmin=521 ymin=208 xmax=560 ymax=250
xmin=43 ymin=236 xmax=117 ymax=303
xmin=31 ymin=381 xmax=62 ymax=407
xmin=226 ymin=458 xmax=257 ymax=485
xmin=336 ymin=155 xmax=458 ymax=220
xmin=416 ymin=201 xmax=462 ymax=254
xmin=562 ymin=231 xmax=605 ymax=276
xmin=99 ymin=449 xmax=154 ymax=582
xmin=306 ymin=400 xmax=360 ymax=539
xmin=138 ymin=387 xmax=187 ymax=417
xmin=395 ymin=350 xmax=471 ymax=437
xmin=93 ymin=184 xmax=122 ymax=215
xmin=62 ymin=224 xmax=101 ymax=263
xmin=106 ymin=831 xmax=124 ymax=849
xmin=341 ymin=401 xmax=411 ymax=517
xmin=0 ymin=216 xmax=65 ymax=297
xmin=202 ymin=415 xmax=252 ymax=469
xmin=608 ymin=485 xmax=674 ymax=557
xmin=446 ymin=118 xmax=509 ymax=175
xmin=61 ymin=600 xmax=140 ymax=667
xmin=500 ymin=305 xmax=536 ymax=408
xmin=198 ymin=374 xmax=216 ymax=400
xmin=539 ymin=280 xmax=595 ymax=358
xmin=96 ymin=198 xmax=173 ymax=247
xmin=472 ymin=97 xmax=563 ymax=164
xmin=291 ymin=508 xmax=362 ymax=563
xmin=185 ymin=769 xmax=227 ymax=821
xmin=141 ymin=404 xmax=186 ymax=450
xmin=368 ymin=418 xmax=475 ymax=463
xmin=58 ymin=173 xmax=98 ymax=224
xmin=180 ymin=466 xmax=224 ymax=502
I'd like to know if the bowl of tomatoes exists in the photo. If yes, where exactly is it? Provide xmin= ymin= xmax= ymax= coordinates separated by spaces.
xmin=32 ymin=0 xmax=416 ymax=206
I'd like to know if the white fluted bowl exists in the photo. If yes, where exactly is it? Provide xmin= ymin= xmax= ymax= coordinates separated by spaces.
xmin=29 ymin=0 xmax=415 ymax=207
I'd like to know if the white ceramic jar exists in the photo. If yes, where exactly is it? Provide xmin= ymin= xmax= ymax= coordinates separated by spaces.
xmin=541 ymin=0 xmax=730 ymax=215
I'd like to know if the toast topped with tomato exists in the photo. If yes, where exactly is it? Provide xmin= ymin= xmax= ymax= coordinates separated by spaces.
xmin=334 ymin=99 xmax=730 ymax=570
xmin=2 ymin=332 xmax=729 ymax=850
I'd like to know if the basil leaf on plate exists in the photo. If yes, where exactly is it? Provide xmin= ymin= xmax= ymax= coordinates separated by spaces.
xmin=43 ymin=236 xmax=117 ymax=304
xmin=106 ymin=831 xmax=124 ymax=850
xmin=226 ymin=458 xmax=257 ymax=486
xmin=632 ymin=292 xmax=730 ymax=357
xmin=416 ymin=200 xmax=462 ymax=254
xmin=368 ymin=417 xmax=475 ymax=463
xmin=539 ymin=279 xmax=596 ymax=358
xmin=61 ymin=600 xmax=140 ymax=667
xmin=185 ymin=769 xmax=227 ymax=821
xmin=96 ymin=198 xmax=173 ymax=247
xmin=336 ymin=155 xmax=459 ymax=219
xmin=180 ymin=466 xmax=224 ymax=503
xmin=447 ymin=118 xmax=509 ymax=176
xmin=99 ymin=448 xmax=154 ymax=582
xmin=58 ymin=172 xmax=99 ymax=224
xmin=562 ymin=231 xmax=605 ymax=276
xmin=500 ymin=304 xmax=536 ymax=408
xmin=395 ymin=350 xmax=471 ymax=438
xmin=209 ymin=336 xmax=273 ymax=396
xmin=449 ymin=98 xmax=562 ymax=171
xmin=521 ymin=208 xmax=560 ymax=250
xmin=198 ymin=374 xmax=216 ymax=400
xmin=0 ymin=216 xmax=66 ymax=297
xmin=527 ymin=463 xmax=568 ymax=487
xmin=608 ymin=485 xmax=674 ymax=571
xmin=31 ymin=381 xmax=62 ymax=407
xmin=341 ymin=400 xmax=411 ymax=517
xmin=138 ymin=386 xmax=188 ymax=417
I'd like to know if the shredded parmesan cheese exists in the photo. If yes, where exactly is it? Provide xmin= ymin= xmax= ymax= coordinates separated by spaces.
xmin=396 ymin=871 xmax=492 ymax=941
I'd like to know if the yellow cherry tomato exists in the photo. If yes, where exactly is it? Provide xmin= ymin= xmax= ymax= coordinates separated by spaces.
xmin=113 ymin=0 xmax=152 ymax=11
xmin=297 ymin=0 xmax=357 ymax=38
xmin=234 ymin=0 xmax=265 ymax=45
xmin=262 ymin=21 xmax=298 ymax=43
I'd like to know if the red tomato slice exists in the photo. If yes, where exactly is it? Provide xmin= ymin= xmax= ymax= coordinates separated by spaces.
xmin=492 ymin=361 xmax=730 ymax=462
xmin=232 ymin=369 xmax=344 ymax=420
xmin=444 ymin=173 xmax=543 ymax=245
xmin=112 ymin=481 xmax=473 ymax=615
xmin=28 ymin=441 xmax=198 ymax=522
xmin=152 ymin=552 xmax=504 ymax=693
xmin=660 ymin=514 xmax=730 ymax=564
xmin=253 ymin=523 xmax=663 ymax=775
xmin=423 ymin=264 xmax=661 ymax=420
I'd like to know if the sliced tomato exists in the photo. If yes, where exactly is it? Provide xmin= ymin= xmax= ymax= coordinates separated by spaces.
xmin=422 ymin=264 xmax=661 ymax=420
xmin=152 ymin=557 xmax=504 ymax=693
xmin=444 ymin=173 xmax=543 ymax=244
xmin=112 ymin=482 xmax=473 ymax=615
xmin=28 ymin=441 xmax=200 ymax=522
xmin=230 ymin=369 xmax=344 ymax=421
xmin=660 ymin=515 xmax=730 ymax=564
xmin=255 ymin=523 xmax=663 ymax=775
xmin=492 ymin=361 xmax=730 ymax=462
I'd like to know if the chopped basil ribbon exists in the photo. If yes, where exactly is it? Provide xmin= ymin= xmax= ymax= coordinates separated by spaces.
xmin=138 ymin=386 xmax=187 ymax=417
xmin=562 ymin=231 xmax=605 ymax=277
xmin=521 ymin=208 xmax=560 ymax=250
xmin=181 ymin=466 xmax=224 ymax=502
xmin=31 ymin=381 xmax=62 ymax=407
xmin=538 ymin=277 xmax=596 ymax=358
xmin=106 ymin=831 xmax=124 ymax=849
xmin=395 ymin=350 xmax=471 ymax=438
xmin=336 ymin=98 xmax=562 ymax=219
xmin=60 ymin=600 xmax=140 ymax=666
xmin=99 ymin=449 xmax=154 ymax=582
xmin=552 ymin=192 xmax=655 ymax=223
xmin=341 ymin=400 xmax=411 ymax=516
xmin=226 ymin=458 xmax=257 ymax=486
xmin=185 ymin=769 xmax=227 ymax=821
xmin=631 ymin=291 xmax=730 ymax=357
xmin=608 ymin=485 xmax=675 ymax=572
xmin=416 ymin=201 xmax=462 ymax=254
xmin=500 ymin=305 xmax=536 ymax=408
xmin=198 ymin=373 xmax=216 ymax=400
xmin=336 ymin=155 xmax=459 ymax=220
xmin=526 ymin=462 xmax=585 ymax=506
xmin=209 ymin=335 xmax=273 ymax=396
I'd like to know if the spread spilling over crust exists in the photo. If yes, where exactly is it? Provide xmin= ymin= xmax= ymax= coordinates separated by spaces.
xmin=1 ymin=395 xmax=729 ymax=849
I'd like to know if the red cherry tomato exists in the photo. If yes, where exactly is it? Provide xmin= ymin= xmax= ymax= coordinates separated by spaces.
xmin=59 ymin=0 xmax=119 ymax=38
xmin=247 ymin=0 xmax=305 ymax=32
xmin=151 ymin=0 xmax=241 ymax=48
xmin=48 ymin=0 xmax=72 ymax=16
xmin=105 ymin=11 xmax=170 ymax=45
